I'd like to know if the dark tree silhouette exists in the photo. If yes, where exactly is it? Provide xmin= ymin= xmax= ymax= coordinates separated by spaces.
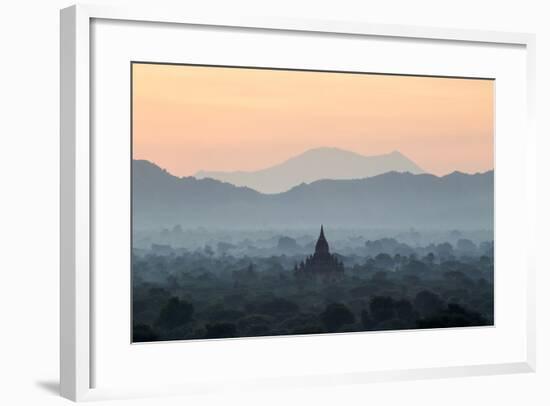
xmin=204 ymin=322 xmax=237 ymax=339
xmin=414 ymin=290 xmax=444 ymax=317
xmin=417 ymin=303 xmax=489 ymax=328
xmin=156 ymin=297 xmax=194 ymax=329
xmin=133 ymin=324 xmax=158 ymax=342
xmin=402 ymin=260 xmax=429 ymax=275
xmin=360 ymin=309 xmax=375 ymax=329
xmin=132 ymin=231 xmax=494 ymax=341
xmin=394 ymin=299 xmax=414 ymax=321
xmin=369 ymin=296 xmax=395 ymax=323
xmin=257 ymin=298 xmax=299 ymax=316
xmin=457 ymin=238 xmax=477 ymax=254
xmin=436 ymin=242 xmax=454 ymax=259
xmin=372 ymin=270 xmax=388 ymax=281
xmin=424 ymin=252 xmax=435 ymax=265
xmin=321 ymin=303 xmax=355 ymax=331
xmin=375 ymin=253 xmax=394 ymax=269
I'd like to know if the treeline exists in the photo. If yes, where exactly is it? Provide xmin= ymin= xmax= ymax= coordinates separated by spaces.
xmin=133 ymin=228 xmax=493 ymax=261
xmin=132 ymin=246 xmax=493 ymax=342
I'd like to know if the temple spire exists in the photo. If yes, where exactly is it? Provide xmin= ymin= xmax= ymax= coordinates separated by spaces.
xmin=295 ymin=224 xmax=344 ymax=280
xmin=315 ymin=224 xmax=330 ymax=255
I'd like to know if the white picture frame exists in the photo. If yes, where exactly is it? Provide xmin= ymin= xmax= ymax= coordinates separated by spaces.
xmin=60 ymin=4 xmax=536 ymax=402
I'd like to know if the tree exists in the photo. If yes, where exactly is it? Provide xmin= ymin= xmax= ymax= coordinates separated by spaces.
xmin=204 ymin=322 xmax=237 ymax=339
xmin=479 ymin=241 xmax=494 ymax=257
xmin=258 ymin=298 xmax=299 ymax=316
xmin=424 ymin=252 xmax=435 ymax=266
xmin=369 ymin=296 xmax=395 ymax=323
xmin=414 ymin=290 xmax=444 ymax=318
xmin=320 ymin=303 xmax=355 ymax=331
xmin=217 ymin=241 xmax=236 ymax=255
xmin=456 ymin=238 xmax=477 ymax=254
xmin=374 ymin=253 xmax=394 ymax=269
xmin=277 ymin=236 xmax=299 ymax=251
xmin=238 ymin=314 xmax=274 ymax=336
xmin=156 ymin=297 xmax=194 ymax=329
xmin=402 ymin=260 xmax=429 ymax=275
xmin=133 ymin=324 xmax=158 ymax=342
xmin=360 ymin=309 xmax=375 ymax=329
xmin=394 ymin=299 xmax=414 ymax=321
xmin=203 ymin=244 xmax=214 ymax=257
xmin=435 ymin=242 xmax=454 ymax=259
xmin=372 ymin=270 xmax=388 ymax=282
xmin=417 ymin=303 xmax=489 ymax=328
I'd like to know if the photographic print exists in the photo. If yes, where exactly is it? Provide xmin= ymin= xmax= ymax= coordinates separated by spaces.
xmin=131 ymin=63 xmax=494 ymax=342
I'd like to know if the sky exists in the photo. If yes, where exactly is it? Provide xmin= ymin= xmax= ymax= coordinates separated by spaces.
xmin=132 ymin=63 xmax=494 ymax=177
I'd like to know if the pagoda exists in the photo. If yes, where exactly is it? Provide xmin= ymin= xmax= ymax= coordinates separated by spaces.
xmin=294 ymin=226 xmax=344 ymax=281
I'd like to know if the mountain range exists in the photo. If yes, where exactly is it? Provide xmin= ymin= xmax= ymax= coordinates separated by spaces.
xmin=133 ymin=159 xmax=493 ymax=230
xmin=195 ymin=147 xmax=424 ymax=194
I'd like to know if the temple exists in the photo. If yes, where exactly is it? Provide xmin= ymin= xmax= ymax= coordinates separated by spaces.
xmin=294 ymin=226 xmax=344 ymax=281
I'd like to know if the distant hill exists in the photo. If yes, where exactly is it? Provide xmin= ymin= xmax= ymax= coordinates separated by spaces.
xmin=133 ymin=160 xmax=493 ymax=230
xmin=195 ymin=147 xmax=424 ymax=193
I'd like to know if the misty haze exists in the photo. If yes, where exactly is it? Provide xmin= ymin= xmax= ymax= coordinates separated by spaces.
xmin=131 ymin=63 xmax=494 ymax=343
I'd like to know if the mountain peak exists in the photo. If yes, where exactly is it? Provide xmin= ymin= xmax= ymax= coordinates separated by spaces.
xmin=195 ymin=147 xmax=424 ymax=194
xmin=299 ymin=146 xmax=358 ymax=155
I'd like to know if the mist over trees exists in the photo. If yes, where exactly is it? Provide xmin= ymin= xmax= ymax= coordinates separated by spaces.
xmin=132 ymin=229 xmax=493 ymax=342
xmin=133 ymin=226 xmax=493 ymax=258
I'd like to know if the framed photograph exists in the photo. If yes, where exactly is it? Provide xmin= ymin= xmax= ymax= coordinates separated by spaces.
xmin=60 ymin=4 xmax=536 ymax=402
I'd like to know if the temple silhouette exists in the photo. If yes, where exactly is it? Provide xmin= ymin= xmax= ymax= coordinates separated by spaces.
xmin=294 ymin=225 xmax=344 ymax=281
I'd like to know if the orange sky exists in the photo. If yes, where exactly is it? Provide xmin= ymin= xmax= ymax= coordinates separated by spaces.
xmin=132 ymin=63 xmax=494 ymax=176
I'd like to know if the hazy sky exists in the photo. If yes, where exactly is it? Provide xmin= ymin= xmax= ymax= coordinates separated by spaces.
xmin=132 ymin=63 xmax=494 ymax=177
